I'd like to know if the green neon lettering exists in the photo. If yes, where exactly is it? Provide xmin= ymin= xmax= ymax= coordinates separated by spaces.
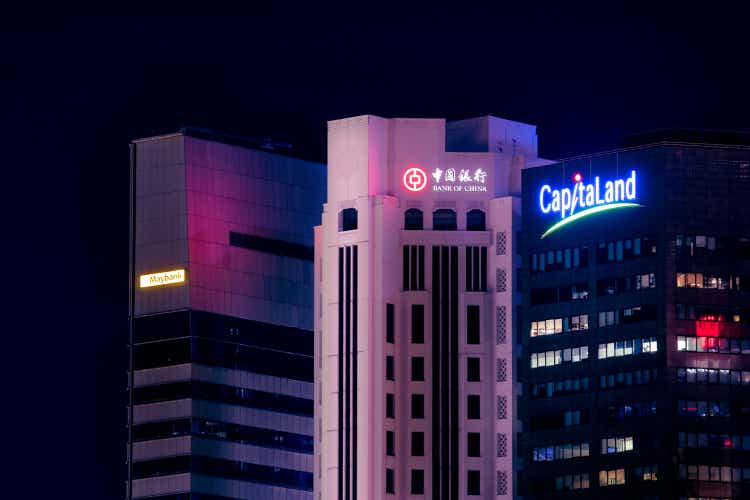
xmin=541 ymin=203 xmax=643 ymax=239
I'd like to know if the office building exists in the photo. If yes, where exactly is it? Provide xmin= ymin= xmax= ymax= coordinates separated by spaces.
xmin=127 ymin=128 xmax=325 ymax=499
xmin=314 ymin=115 xmax=550 ymax=499
xmin=519 ymin=131 xmax=750 ymax=499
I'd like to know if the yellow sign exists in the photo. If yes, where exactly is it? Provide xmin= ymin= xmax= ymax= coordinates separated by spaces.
xmin=139 ymin=269 xmax=186 ymax=288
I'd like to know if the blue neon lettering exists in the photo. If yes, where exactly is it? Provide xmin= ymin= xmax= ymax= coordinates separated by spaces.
xmin=539 ymin=170 xmax=638 ymax=219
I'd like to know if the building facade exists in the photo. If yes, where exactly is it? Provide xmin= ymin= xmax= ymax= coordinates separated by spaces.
xmin=127 ymin=129 xmax=325 ymax=499
xmin=519 ymin=135 xmax=750 ymax=499
xmin=314 ymin=115 xmax=550 ymax=499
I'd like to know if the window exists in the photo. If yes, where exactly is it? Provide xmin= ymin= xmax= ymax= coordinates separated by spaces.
xmin=433 ymin=209 xmax=457 ymax=230
xmin=597 ymin=337 xmax=658 ymax=360
xmin=339 ymin=208 xmax=358 ymax=231
xmin=676 ymin=366 xmax=750 ymax=386
xmin=402 ymin=245 xmax=425 ymax=290
xmin=404 ymin=208 xmax=423 ymax=230
xmin=467 ymin=470 xmax=481 ymax=495
xmin=467 ymin=305 xmax=480 ymax=344
xmin=386 ymin=468 xmax=395 ymax=494
xmin=555 ymin=473 xmax=590 ymax=491
xmin=467 ymin=395 xmax=480 ymax=419
xmin=466 ymin=209 xmax=486 ymax=231
xmin=530 ymin=282 xmax=589 ymax=305
xmin=530 ymin=345 xmax=588 ymax=369
xmin=386 ymin=431 xmax=395 ymax=456
xmin=466 ymin=246 xmax=487 ymax=291
xmin=411 ymin=394 xmax=424 ymax=419
xmin=533 ymin=442 xmax=590 ymax=462
xmin=411 ymin=432 xmax=424 ymax=456
xmin=676 ymin=335 xmax=750 ymax=354
xmin=677 ymin=400 xmax=730 ymax=417
xmin=467 ymin=357 xmax=480 ymax=381
xmin=386 ymin=393 xmax=394 ymax=418
xmin=411 ymin=357 xmax=425 ymax=381
xmin=468 ymin=432 xmax=481 ymax=457
xmin=599 ymin=468 xmax=625 ymax=486
xmin=601 ymin=436 xmax=634 ymax=454
xmin=597 ymin=273 xmax=656 ymax=295
xmin=530 ymin=313 xmax=589 ymax=337
xmin=531 ymin=377 xmax=590 ymax=399
xmin=531 ymin=245 xmax=589 ymax=273
xmin=411 ymin=304 xmax=424 ymax=343
xmin=386 ymin=304 xmax=394 ymax=343
xmin=597 ymin=236 xmax=655 ymax=262
xmin=386 ymin=356 xmax=394 ymax=381
xmin=410 ymin=469 xmax=424 ymax=494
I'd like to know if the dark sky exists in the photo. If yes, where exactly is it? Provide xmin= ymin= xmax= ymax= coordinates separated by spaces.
xmin=3 ymin=6 xmax=749 ymax=499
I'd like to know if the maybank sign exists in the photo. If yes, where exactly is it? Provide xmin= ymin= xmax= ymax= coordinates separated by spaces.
xmin=538 ymin=170 xmax=642 ymax=238
xmin=139 ymin=269 xmax=186 ymax=288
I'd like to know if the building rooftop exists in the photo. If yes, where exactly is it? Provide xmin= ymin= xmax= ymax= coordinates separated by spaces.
xmin=620 ymin=128 xmax=750 ymax=148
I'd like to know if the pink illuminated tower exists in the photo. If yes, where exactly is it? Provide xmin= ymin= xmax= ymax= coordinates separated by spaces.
xmin=314 ymin=115 xmax=551 ymax=499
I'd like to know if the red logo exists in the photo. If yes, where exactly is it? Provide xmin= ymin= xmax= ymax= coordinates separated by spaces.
xmin=403 ymin=166 xmax=428 ymax=192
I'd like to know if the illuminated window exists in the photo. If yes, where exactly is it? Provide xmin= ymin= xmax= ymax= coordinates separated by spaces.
xmin=601 ymin=436 xmax=634 ymax=454
xmin=599 ymin=468 xmax=625 ymax=486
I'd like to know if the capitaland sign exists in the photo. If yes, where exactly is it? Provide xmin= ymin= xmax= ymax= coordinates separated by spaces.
xmin=538 ymin=170 xmax=642 ymax=238
xmin=139 ymin=269 xmax=186 ymax=288
xmin=402 ymin=165 xmax=488 ymax=193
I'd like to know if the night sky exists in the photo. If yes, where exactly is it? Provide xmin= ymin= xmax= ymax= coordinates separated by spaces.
xmin=3 ymin=6 xmax=749 ymax=499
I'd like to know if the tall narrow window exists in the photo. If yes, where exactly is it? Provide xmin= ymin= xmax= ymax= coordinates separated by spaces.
xmin=405 ymin=208 xmax=424 ymax=230
xmin=468 ymin=470 xmax=481 ymax=495
xmin=466 ymin=246 xmax=487 ymax=291
xmin=467 ymin=357 xmax=480 ymax=381
xmin=386 ymin=355 xmax=394 ymax=381
xmin=339 ymin=208 xmax=358 ymax=231
xmin=467 ymin=432 xmax=481 ymax=456
xmin=386 ymin=468 xmax=395 ymax=494
xmin=403 ymin=246 xmax=425 ymax=290
xmin=386 ymin=393 xmax=395 ymax=418
xmin=467 ymin=305 xmax=480 ymax=344
xmin=433 ymin=209 xmax=457 ymax=230
xmin=412 ymin=304 xmax=425 ymax=343
xmin=411 ymin=356 xmax=425 ymax=381
xmin=466 ymin=209 xmax=486 ymax=231
xmin=467 ymin=395 xmax=480 ymax=419
xmin=386 ymin=430 xmax=395 ymax=456
xmin=411 ymin=469 xmax=425 ymax=495
xmin=386 ymin=304 xmax=395 ymax=343
xmin=411 ymin=394 xmax=425 ymax=419
xmin=411 ymin=432 xmax=424 ymax=456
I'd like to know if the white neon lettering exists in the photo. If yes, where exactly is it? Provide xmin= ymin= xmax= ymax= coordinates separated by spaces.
xmin=539 ymin=185 xmax=552 ymax=213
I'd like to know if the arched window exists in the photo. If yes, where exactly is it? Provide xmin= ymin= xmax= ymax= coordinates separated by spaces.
xmin=433 ymin=209 xmax=457 ymax=231
xmin=339 ymin=208 xmax=358 ymax=231
xmin=404 ymin=208 xmax=424 ymax=230
xmin=466 ymin=209 xmax=486 ymax=231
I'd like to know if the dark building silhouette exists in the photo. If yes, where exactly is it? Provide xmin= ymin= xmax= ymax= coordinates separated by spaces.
xmin=519 ymin=133 xmax=750 ymax=499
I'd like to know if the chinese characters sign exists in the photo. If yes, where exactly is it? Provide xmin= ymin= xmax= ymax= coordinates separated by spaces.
xmin=402 ymin=165 xmax=488 ymax=193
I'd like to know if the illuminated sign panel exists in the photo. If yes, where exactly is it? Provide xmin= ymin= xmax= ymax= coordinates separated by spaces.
xmin=139 ymin=269 xmax=186 ymax=288
xmin=538 ymin=170 xmax=642 ymax=238
xmin=403 ymin=166 xmax=428 ymax=192
xmin=402 ymin=166 xmax=488 ymax=193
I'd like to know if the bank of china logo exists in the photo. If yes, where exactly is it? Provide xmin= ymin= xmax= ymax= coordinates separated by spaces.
xmin=539 ymin=170 xmax=643 ymax=239
xmin=403 ymin=166 xmax=428 ymax=192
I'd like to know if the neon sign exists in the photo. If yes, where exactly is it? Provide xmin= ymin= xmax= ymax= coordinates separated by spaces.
xmin=139 ymin=269 xmax=186 ymax=288
xmin=403 ymin=166 xmax=428 ymax=192
xmin=539 ymin=170 xmax=642 ymax=238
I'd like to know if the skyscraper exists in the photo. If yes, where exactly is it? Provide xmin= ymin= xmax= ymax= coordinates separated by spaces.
xmin=127 ymin=128 xmax=325 ymax=499
xmin=314 ymin=115 xmax=550 ymax=499
xmin=519 ymin=131 xmax=750 ymax=499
